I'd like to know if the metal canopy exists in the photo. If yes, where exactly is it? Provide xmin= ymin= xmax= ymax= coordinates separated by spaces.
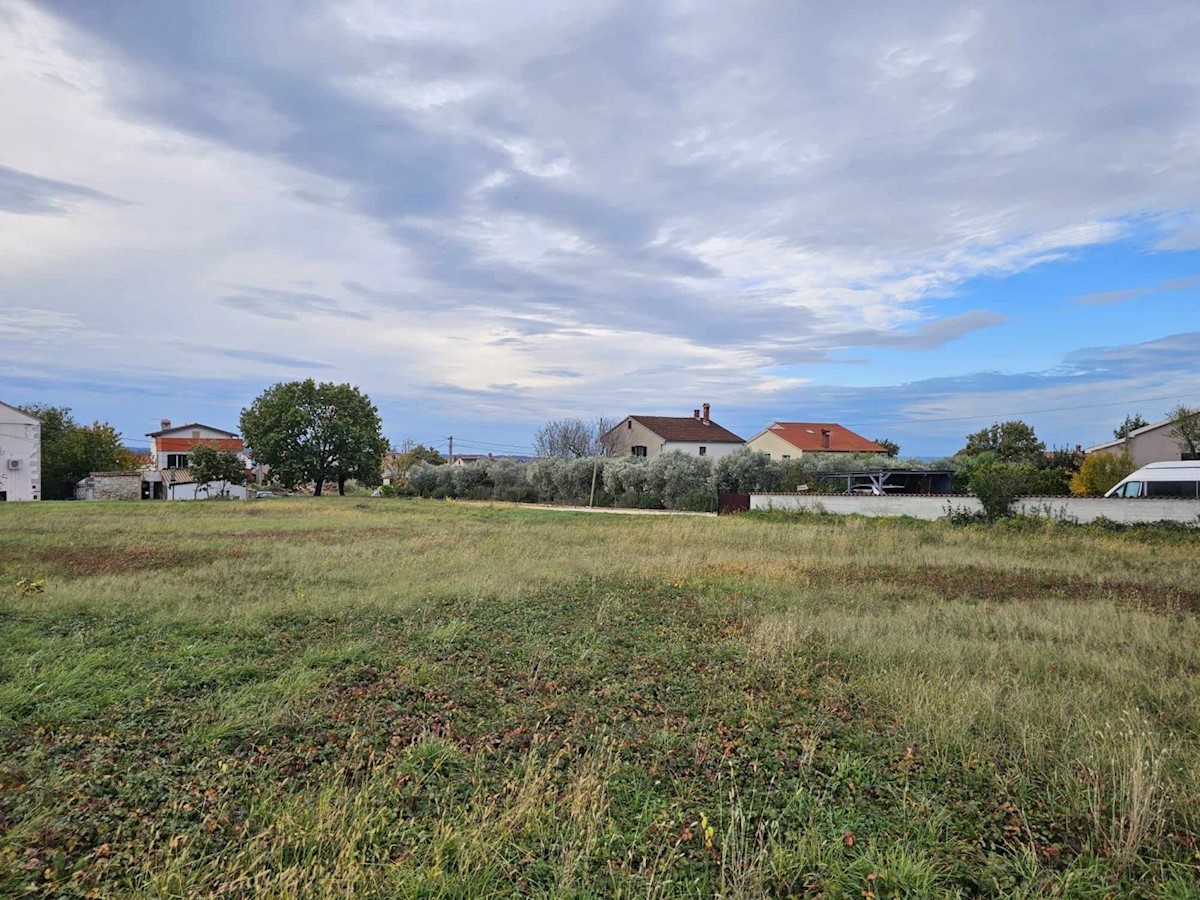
xmin=813 ymin=469 xmax=956 ymax=496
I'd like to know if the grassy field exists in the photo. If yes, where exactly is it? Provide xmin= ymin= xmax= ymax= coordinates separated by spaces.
xmin=1 ymin=499 xmax=1199 ymax=898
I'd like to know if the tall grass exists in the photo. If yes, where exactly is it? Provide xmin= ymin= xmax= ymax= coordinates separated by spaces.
xmin=1 ymin=499 xmax=1198 ymax=896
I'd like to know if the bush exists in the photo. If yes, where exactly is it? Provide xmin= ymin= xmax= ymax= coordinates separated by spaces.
xmin=647 ymin=452 xmax=711 ymax=508
xmin=710 ymin=449 xmax=781 ymax=494
xmin=969 ymin=463 xmax=1026 ymax=520
xmin=603 ymin=457 xmax=652 ymax=497
xmin=1071 ymin=452 xmax=1136 ymax=497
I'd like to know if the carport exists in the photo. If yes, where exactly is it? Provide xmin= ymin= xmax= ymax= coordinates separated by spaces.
xmin=814 ymin=469 xmax=955 ymax=495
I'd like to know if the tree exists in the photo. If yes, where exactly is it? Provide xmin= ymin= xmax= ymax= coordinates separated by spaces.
xmin=959 ymin=421 xmax=1046 ymax=465
xmin=188 ymin=443 xmax=247 ymax=498
xmin=1114 ymin=414 xmax=1149 ymax=440
xmin=1070 ymin=452 xmax=1135 ymax=497
xmin=534 ymin=417 xmax=617 ymax=458
xmin=239 ymin=380 xmax=388 ymax=496
xmin=1168 ymin=405 xmax=1200 ymax=460
xmin=19 ymin=405 xmax=138 ymax=499
xmin=385 ymin=444 xmax=444 ymax=482
xmin=873 ymin=438 xmax=900 ymax=458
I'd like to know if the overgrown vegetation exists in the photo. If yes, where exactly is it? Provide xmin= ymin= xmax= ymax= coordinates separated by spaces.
xmin=1 ymin=500 xmax=1198 ymax=897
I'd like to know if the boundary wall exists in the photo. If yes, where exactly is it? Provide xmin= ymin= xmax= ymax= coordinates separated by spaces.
xmin=748 ymin=493 xmax=1200 ymax=524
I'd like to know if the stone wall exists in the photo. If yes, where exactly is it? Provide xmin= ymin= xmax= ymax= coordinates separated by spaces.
xmin=749 ymin=493 xmax=1200 ymax=524
xmin=78 ymin=473 xmax=143 ymax=501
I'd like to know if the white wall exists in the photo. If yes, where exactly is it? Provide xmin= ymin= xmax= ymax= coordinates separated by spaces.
xmin=749 ymin=493 xmax=1200 ymax=524
xmin=662 ymin=441 xmax=743 ymax=460
xmin=167 ymin=481 xmax=248 ymax=500
xmin=0 ymin=403 xmax=41 ymax=501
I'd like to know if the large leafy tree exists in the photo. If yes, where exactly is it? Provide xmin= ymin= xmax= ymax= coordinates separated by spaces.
xmin=1168 ymin=405 xmax=1200 ymax=459
xmin=239 ymin=380 xmax=388 ymax=496
xmin=188 ymin=443 xmax=247 ymax=498
xmin=18 ymin=404 xmax=139 ymax=499
xmin=958 ymin=421 xmax=1046 ymax=465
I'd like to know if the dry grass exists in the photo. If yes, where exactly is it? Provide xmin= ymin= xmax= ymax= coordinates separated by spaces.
xmin=1 ymin=498 xmax=1198 ymax=897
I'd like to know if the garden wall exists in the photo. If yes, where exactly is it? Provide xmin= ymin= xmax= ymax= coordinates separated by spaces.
xmin=748 ymin=493 xmax=1200 ymax=524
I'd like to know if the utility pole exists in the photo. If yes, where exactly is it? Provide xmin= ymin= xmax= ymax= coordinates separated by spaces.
xmin=447 ymin=436 xmax=453 ymax=464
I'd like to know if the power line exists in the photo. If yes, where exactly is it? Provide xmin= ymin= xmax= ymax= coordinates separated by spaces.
xmin=716 ymin=390 xmax=1200 ymax=431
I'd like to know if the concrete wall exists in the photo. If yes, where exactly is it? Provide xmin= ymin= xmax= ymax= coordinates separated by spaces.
xmin=167 ymin=481 xmax=248 ymax=500
xmin=76 ymin=473 xmax=142 ymax=501
xmin=0 ymin=404 xmax=42 ymax=501
xmin=749 ymin=493 xmax=1200 ymax=524
xmin=1090 ymin=423 xmax=1190 ymax=468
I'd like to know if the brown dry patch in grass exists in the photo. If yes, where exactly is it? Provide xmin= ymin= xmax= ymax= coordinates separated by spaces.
xmin=708 ymin=561 xmax=1200 ymax=613
xmin=34 ymin=545 xmax=241 ymax=577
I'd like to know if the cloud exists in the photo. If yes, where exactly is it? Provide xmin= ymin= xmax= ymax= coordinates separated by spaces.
xmin=1074 ymin=275 xmax=1200 ymax=305
xmin=171 ymin=343 xmax=334 ymax=370
xmin=0 ymin=164 xmax=125 ymax=215
xmin=219 ymin=286 xmax=371 ymax=321
xmin=2 ymin=1 xmax=1200 ymax=453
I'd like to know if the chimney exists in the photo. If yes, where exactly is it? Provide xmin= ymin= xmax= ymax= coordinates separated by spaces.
xmin=693 ymin=409 xmax=700 ymax=419
xmin=702 ymin=402 xmax=710 ymax=423
xmin=160 ymin=418 xmax=172 ymax=431
xmin=821 ymin=428 xmax=831 ymax=450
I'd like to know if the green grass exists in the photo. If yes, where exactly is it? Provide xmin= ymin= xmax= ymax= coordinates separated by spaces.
xmin=1 ymin=499 xmax=1199 ymax=897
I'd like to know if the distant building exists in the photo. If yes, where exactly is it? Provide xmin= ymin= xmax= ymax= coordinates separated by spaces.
xmin=746 ymin=422 xmax=886 ymax=460
xmin=1084 ymin=416 xmax=1197 ymax=467
xmin=603 ymin=403 xmax=744 ymax=460
xmin=0 ymin=400 xmax=41 ymax=501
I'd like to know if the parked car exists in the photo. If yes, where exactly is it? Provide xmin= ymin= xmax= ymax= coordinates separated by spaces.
xmin=1104 ymin=461 xmax=1200 ymax=498
xmin=255 ymin=491 xmax=277 ymax=499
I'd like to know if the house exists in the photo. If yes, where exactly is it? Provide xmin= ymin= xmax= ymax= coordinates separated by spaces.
xmin=603 ymin=403 xmax=744 ymax=459
xmin=746 ymin=422 xmax=886 ymax=460
xmin=0 ymin=400 xmax=41 ymax=501
xmin=1084 ymin=416 xmax=1198 ymax=468
xmin=451 ymin=454 xmax=493 ymax=467
xmin=138 ymin=420 xmax=251 ymax=500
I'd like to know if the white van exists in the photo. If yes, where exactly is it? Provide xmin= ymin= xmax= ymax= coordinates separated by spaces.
xmin=1104 ymin=461 xmax=1200 ymax=498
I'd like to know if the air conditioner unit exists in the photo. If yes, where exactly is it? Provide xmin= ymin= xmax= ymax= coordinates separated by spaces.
xmin=7 ymin=459 xmax=21 ymax=470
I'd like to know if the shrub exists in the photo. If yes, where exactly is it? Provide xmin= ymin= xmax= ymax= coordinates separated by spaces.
xmin=969 ymin=463 xmax=1026 ymax=520
xmin=647 ymin=452 xmax=711 ymax=508
xmin=603 ymin=457 xmax=652 ymax=497
xmin=1071 ymin=452 xmax=1136 ymax=497
xmin=710 ymin=449 xmax=781 ymax=494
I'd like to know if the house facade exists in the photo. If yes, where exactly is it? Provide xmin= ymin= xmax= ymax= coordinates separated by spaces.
xmin=0 ymin=401 xmax=41 ymax=501
xmin=747 ymin=422 xmax=886 ymax=460
xmin=604 ymin=404 xmax=744 ymax=459
xmin=1084 ymin=417 xmax=1197 ymax=468
xmin=72 ymin=419 xmax=251 ymax=501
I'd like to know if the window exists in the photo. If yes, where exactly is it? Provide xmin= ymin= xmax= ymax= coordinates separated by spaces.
xmin=1147 ymin=480 xmax=1199 ymax=498
xmin=699 ymin=446 xmax=707 ymax=456
xmin=782 ymin=454 xmax=791 ymax=460
xmin=166 ymin=453 xmax=189 ymax=469
xmin=192 ymin=430 xmax=201 ymax=439
xmin=1116 ymin=481 xmax=1142 ymax=498
xmin=631 ymin=445 xmax=648 ymax=457
xmin=627 ymin=420 xmax=632 ymax=429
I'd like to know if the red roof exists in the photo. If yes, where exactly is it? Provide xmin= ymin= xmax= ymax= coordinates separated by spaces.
xmin=628 ymin=416 xmax=744 ymax=444
xmin=761 ymin=422 xmax=886 ymax=453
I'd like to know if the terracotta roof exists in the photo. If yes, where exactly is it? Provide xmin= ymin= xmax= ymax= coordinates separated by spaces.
xmin=627 ymin=416 xmax=744 ymax=444
xmin=160 ymin=468 xmax=195 ymax=486
xmin=146 ymin=422 xmax=239 ymax=438
xmin=757 ymin=422 xmax=886 ymax=453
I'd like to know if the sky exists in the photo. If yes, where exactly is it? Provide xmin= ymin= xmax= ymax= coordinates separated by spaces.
xmin=1 ymin=0 xmax=1199 ymax=459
